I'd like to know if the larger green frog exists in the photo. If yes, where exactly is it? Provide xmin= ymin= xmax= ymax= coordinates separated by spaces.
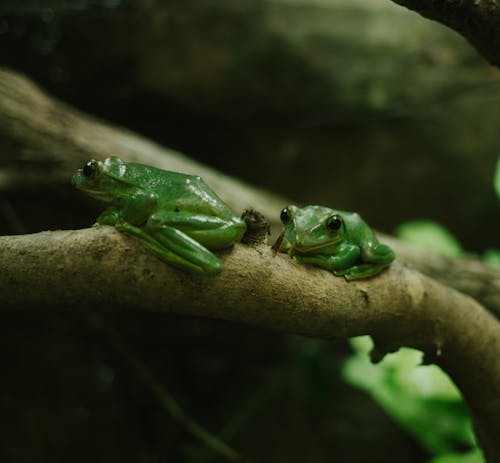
xmin=275 ymin=205 xmax=395 ymax=280
xmin=73 ymin=157 xmax=246 ymax=275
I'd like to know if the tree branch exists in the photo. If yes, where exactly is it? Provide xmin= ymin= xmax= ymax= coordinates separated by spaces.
xmin=385 ymin=237 xmax=500 ymax=320
xmin=390 ymin=0 xmax=500 ymax=67
xmin=1 ymin=67 xmax=499 ymax=319
xmin=0 ymin=226 xmax=499 ymax=460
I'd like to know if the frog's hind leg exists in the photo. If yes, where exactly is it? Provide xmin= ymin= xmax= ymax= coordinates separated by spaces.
xmin=338 ymin=243 xmax=394 ymax=280
xmin=115 ymin=221 xmax=222 ymax=275
xmin=361 ymin=243 xmax=395 ymax=264
xmin=149 ymin=211 xmax=246 ymax=249
xmin=334 ymin=262 xmax=391 ymax=281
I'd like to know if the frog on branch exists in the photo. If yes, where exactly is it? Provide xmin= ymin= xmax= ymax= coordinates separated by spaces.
xmin=274 ymin=205 xmax=395 ymax=280
xmin=72 ymin=157 xmax=246 ymax=275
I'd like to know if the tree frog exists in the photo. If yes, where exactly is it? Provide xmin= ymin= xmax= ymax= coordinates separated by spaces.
xmin=274 ymin=205 xmax=395 ymax=280
xmin=72 ymin=157 xmax=246 ymax=275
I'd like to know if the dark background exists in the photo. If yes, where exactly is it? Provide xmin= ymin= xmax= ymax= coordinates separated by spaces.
xmin=1 ymin=1 xmax=498 ymax=461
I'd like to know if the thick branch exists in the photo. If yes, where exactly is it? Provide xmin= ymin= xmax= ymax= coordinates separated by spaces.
xmin=1 ymin=67 xmax=499 ymax=318
xmin=0 ymin=227 xmax=499 ymax=460
xmin=386 ymin=237 xmax=500 ymax=320
xmin=390 ymin=0 xmax=500 ymax=67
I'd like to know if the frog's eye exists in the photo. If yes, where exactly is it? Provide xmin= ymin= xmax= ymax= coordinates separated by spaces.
xmin=280 ymin=207 xmax=291 ymax=225
xmin=326 ymin=215 xmax=342 ymax=232
xmin=83 ymin=160 xmax=98 ymax=179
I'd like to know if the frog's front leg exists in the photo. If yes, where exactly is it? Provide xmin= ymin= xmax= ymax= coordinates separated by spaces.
xmin=120 ymin=191 xmax=158 ymax=225
xmin=95 ymin=208 xmax=121 ymax=226
xmin=115 ymin=221 xmax=223 ymax=275
xmin=293 ymin=243 xmax=360 ymax=272
xmin=97 ymin=191 xmax=158 ymax=227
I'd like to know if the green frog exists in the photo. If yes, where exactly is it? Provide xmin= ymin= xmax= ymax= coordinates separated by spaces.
xmin=73 ymin=157 xmax=246 ymax=275
xmin=274 ymin=205 xmax=395 ymax=280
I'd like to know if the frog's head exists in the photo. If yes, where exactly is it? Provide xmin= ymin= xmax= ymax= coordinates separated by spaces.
xmin=72 ymin=156 xmax=129 ymax=201
xmin=280 ymin=205 xmax=345 ymax=255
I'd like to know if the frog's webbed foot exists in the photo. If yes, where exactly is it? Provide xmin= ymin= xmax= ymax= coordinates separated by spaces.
xmin=114 ymin=221 xmax=223 ymax=276
xmin=334 ymin=263 xmax=391 ymax=281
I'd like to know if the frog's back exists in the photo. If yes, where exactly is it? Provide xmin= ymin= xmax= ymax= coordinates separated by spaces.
xmin=125 ymin=163 xmax=235 ymax=218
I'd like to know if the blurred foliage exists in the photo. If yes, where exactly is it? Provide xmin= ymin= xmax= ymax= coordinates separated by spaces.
xmin=482 ymin=248 xmax=500 ymax=268
xmin=430 ymin=450 xmax=484 ymax=463
xmin=342 ymin=337 xmax=482 ymax=462
xmin=394 ymin=161 xmax=500 ymax=267
xmin=495 ymin=156 xmax=500 ymax=200
xmin=485 ymin=157 xmax=500 ymax=267
xmin=395 ymin=220 xmax=464 ymax=257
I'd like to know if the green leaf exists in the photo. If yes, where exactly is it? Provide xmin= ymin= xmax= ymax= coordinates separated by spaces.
xmin=395 ymin=220 xmax=463 ymax=257
xmin=430 ymin=449 xmax=484 ymax=463
xmin=494 ymin=156 xmax=500 ymax=200
xmin=482 ymin=248 xmax=500 ymax=268
xmin=342 ymin=337 xmax=476 ymax=456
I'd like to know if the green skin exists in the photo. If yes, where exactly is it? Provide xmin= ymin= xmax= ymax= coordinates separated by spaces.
xmin=278 ymin=205 xmax=395 ymax=280
xmin=72 ymin=157 xmax=246 ymax=275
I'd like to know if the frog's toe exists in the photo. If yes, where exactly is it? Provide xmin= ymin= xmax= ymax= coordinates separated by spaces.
xmin=199 ymin=258 xmax=223 ymax=276
xmin=341 ymin=263 xmax=391 ymax=281
xmin=333 ymin=269 xmax=349 ymax=277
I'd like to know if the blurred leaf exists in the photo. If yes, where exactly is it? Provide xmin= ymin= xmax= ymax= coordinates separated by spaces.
xmin=342 ymin=337 xmax=477 ymax=457
xmin=482 ymin=248 xmax=500 ymax=268
xmin=494 ymin=156 xmax=500 ymax=200
xmin=430 ymin=448 xmax=484 ymax=463
xmin=395 ymin=220 xmax=463 ymax=257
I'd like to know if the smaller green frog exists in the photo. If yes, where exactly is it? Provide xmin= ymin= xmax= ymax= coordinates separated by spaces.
xmin=274 ymin=205 xmax=395 ymax=280
xmin=73 ymin=157 xmax=246 ymax=275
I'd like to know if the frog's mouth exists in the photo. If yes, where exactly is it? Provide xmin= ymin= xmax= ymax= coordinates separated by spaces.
xmin=78 ymin=188 xmax=114 ymax=202
xmin=288 ymin=240 xmax=339 ymax=256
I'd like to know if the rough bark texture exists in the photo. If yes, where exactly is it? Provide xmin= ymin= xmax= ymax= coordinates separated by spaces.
xmin=385 ymin=238 xmax=500 ymax=320
xmin=1 ymin=67 xmax=499 ymax=319
xmin=0 ymin=227 xmax=499 ymax=461
xmin=391 ymin=0 xmax=500 ymax=67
